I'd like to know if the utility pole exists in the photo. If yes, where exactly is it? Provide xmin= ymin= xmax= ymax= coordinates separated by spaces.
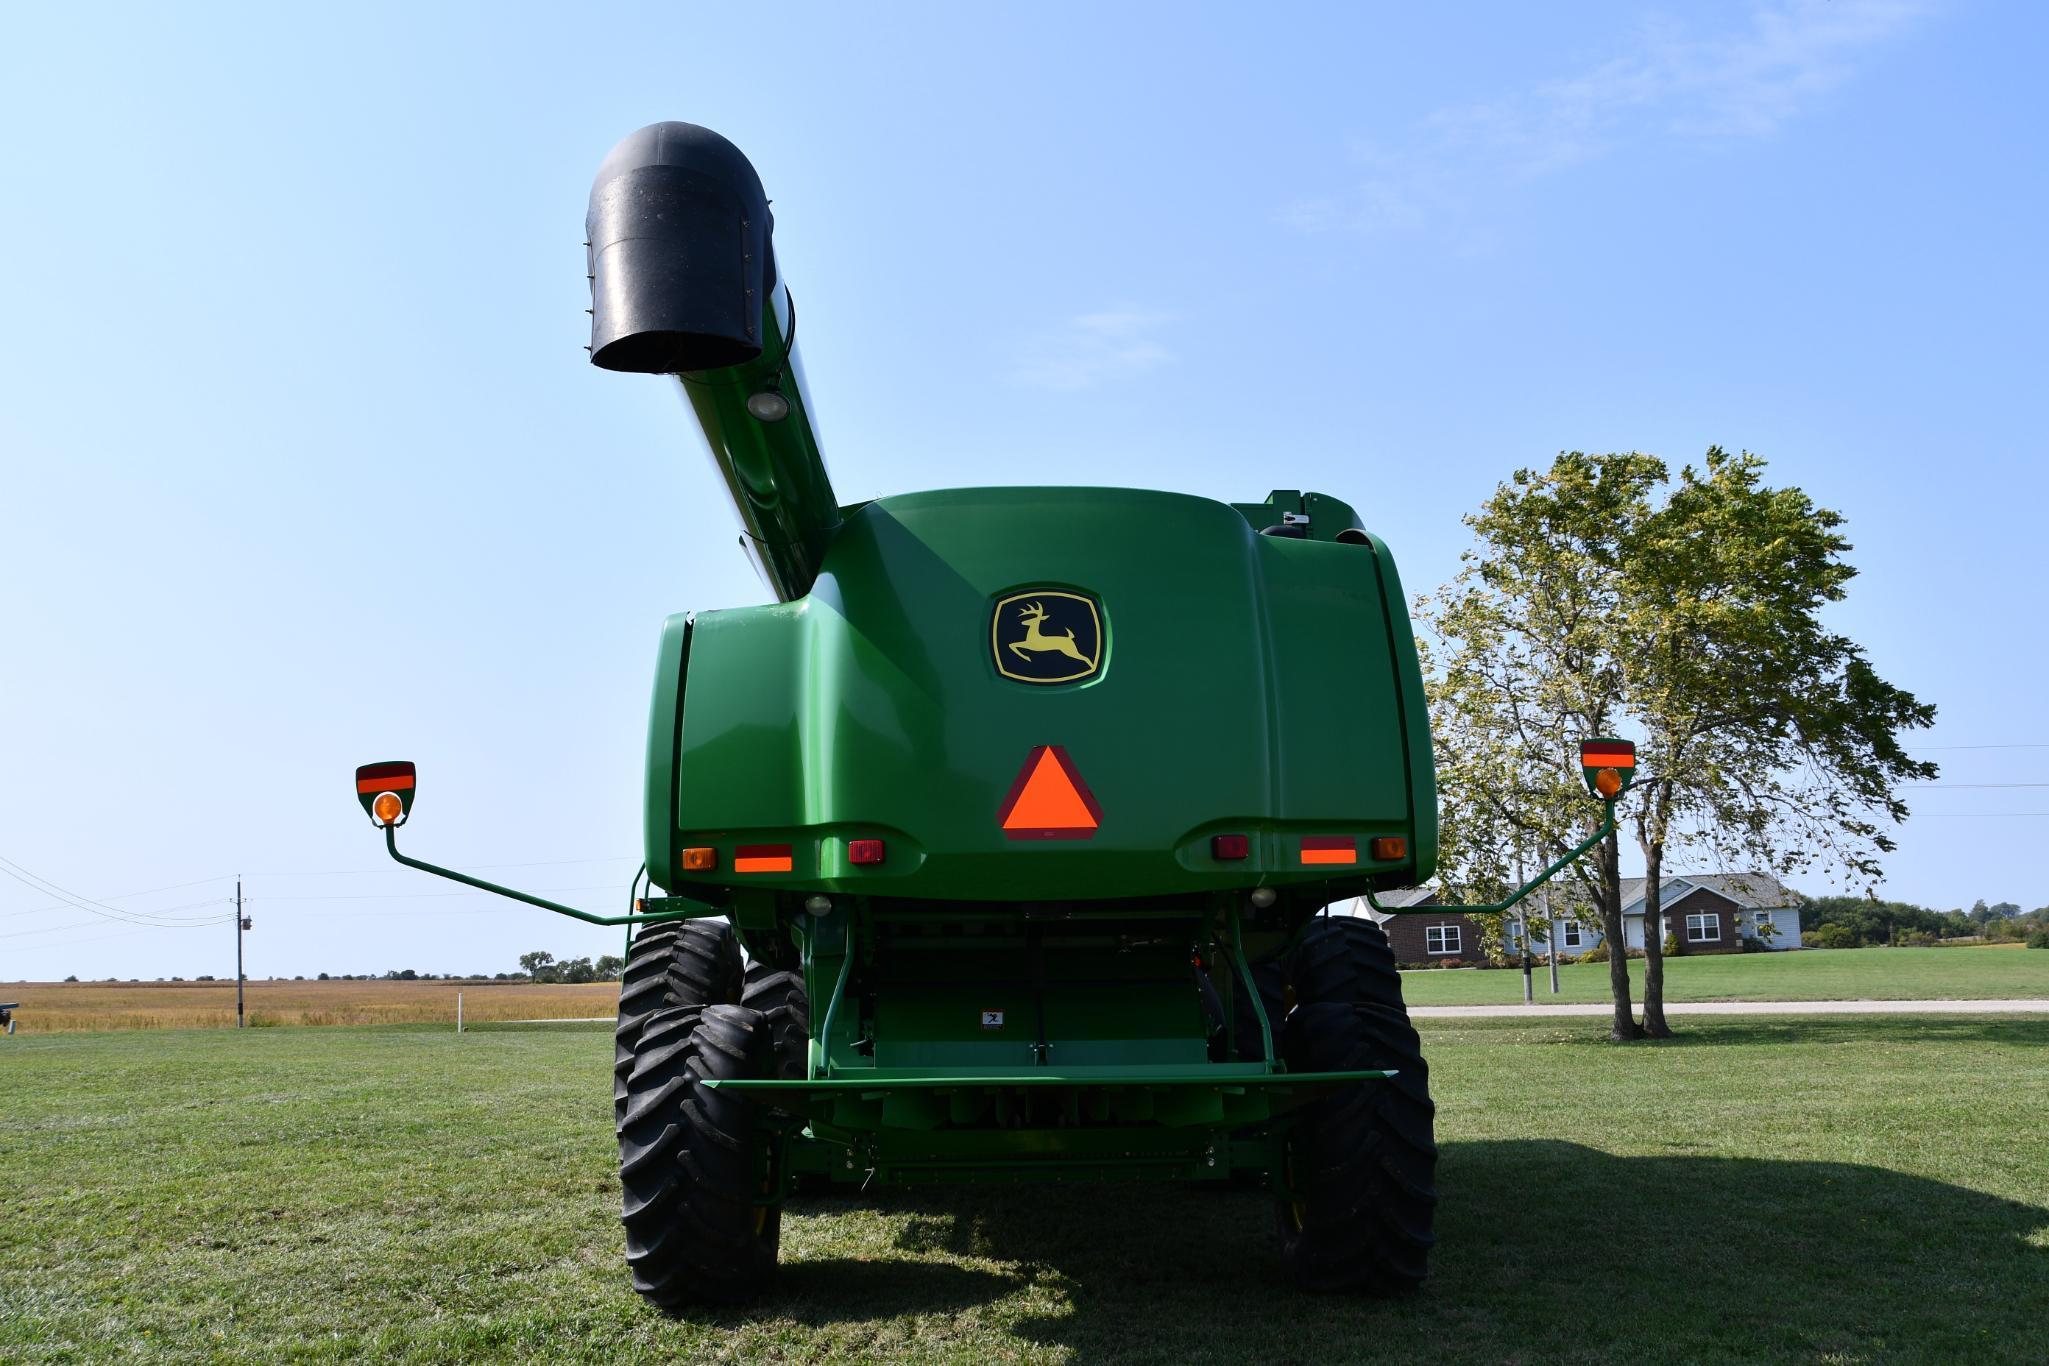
xmin=1546 ymin=886 xmax=1561 ymax=994
xmin=235 ymin=878 xmax=246 ymax=1029
xmin=1516 ymin=851 xmax=1533 ymax=1004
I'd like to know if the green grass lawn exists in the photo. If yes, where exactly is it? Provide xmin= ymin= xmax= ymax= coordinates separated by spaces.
xmin=1399 ymin=943 xmax=2049 ymax=1007
xmin=4 ymin=1016 xmax=2046 ymax=1363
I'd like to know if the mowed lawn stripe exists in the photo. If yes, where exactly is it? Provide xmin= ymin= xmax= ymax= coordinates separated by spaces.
xmin=2 ymin=1016 xmax=2044 ymax=1362
xmin=1397 ymin=943 xmax=2049 ymax=1007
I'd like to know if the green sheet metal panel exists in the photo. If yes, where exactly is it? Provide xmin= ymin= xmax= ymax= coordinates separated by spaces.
xmin=664 ymin=486 xmax=1429 ymax=900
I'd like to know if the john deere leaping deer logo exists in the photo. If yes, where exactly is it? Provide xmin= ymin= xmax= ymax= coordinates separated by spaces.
xmin=991 ymin=589 xmax=1105 ymax=685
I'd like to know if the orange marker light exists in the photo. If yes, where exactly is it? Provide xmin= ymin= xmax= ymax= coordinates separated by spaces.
xmin=354 ymin=761 xmax=416 ymax=827
xmin=680 ymin=847 xmax=718 ymax=871
xmin=1369 ymin=836 xmax=1407 ymax=861
xmin=734 ymin=844 xmax=794 ymax=874
xmin=1300 ymin=837 xmax=1357 ymax=866
xmin=1580 ymin=738 xmax=1638 ymax=797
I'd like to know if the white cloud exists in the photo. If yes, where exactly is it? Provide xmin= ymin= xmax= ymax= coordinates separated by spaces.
xmin=1012 ymin=307 xmax=1176 ymax=392
xmin=1289 ymin=0 xmax=1929 ymax=239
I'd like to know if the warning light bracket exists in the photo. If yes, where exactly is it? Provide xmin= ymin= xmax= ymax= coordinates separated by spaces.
xmin=1368 ymin=738 xmax=1642 ymax=917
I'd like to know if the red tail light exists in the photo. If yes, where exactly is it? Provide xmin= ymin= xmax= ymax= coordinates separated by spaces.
xmin=1211 ymin=834 xmax=1250 ymax=861
xmin=848 ymin=838 xmax=887 ymax=866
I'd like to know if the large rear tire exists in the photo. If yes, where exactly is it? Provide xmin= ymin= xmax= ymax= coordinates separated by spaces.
xmin=614 ymin=920 xmax=743 ymax=1116
xmin=617 ymin=1003 xmax=782 ymax=1306
xmin=1290 ymin=915 xmax=1406 ymax=1011
xmin=740 ymin=962 xmax=810 ymax=1081
xmin=1275 ymin=916 xmax=1435 ymax=1294
xmin=1275 ymin=1001 xmax=1437 ymax=1294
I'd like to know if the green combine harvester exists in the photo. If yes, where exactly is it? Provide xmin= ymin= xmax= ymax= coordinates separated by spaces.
xmin=353 ymin=121 xmax=1634 ymax=1307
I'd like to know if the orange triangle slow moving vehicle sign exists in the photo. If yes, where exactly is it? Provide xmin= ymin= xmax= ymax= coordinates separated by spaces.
xmin=996 ymin=745 xmax=1103 ymax=840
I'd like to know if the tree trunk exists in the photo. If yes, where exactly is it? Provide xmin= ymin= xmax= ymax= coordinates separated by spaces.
xmin=1640 ymin=839 xmax=1672 ymax=1038
xmin=1597 ymin=826 xmax=1642 ymax=1040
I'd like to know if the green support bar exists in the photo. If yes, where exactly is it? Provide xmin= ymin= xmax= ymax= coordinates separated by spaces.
xmin=1224 ymin=903 xmax=1277 ymax=1068
xmin=381 ymin=825 xmax=701 ymax=927
xmin=814 ymin=919 xmax=856 ymax=1080
xmin=1365 ymin=799 xmax=1618 ymax=918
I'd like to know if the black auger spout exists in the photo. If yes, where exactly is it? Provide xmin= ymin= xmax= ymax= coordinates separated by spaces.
xmin=587 ymin=121 xmax=838 ymax=601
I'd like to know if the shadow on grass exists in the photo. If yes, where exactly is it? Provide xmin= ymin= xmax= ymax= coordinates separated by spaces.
xmin=1614 ymin=1016 xmax=2049 ymax=1050
xmin=735 ymin=1142 xmax=2048 ymax=1363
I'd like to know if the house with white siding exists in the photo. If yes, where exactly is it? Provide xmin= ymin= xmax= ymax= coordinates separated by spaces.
xmin=1500 ymin=873 xmax=1802 ymax=955
xmin=1346 ymin=873 xmax=1802 ymax=962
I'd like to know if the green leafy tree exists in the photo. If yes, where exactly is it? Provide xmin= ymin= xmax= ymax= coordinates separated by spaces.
xmin=1618 ymin=450 xmax=1934 ymax=1033
xmin=1425 ymin=453 xmax=1660 ymax=1039
xmin=1427 ymin=450 xmax=1935 ymax=1039
xmin=518 ymin=950 xmax=556 ymax=983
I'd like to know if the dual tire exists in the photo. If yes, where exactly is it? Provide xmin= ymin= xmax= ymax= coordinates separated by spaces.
xmin=612 ymin=914 xmax=1433 ymax=1301
xmin=613 ymin=920 xmax=808 ymax=1306
xmin=1268 ymin=916 xmax=1439 ymax=1295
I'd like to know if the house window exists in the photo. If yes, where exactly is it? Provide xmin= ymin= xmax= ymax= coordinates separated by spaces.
xmin=1425 ymin=924 xmax=1462 ymax=955
xmin=1686 ymin=912 xmax=1721 ymax=943
xmin=1561 ymin=920 xmax=1584 ymax=948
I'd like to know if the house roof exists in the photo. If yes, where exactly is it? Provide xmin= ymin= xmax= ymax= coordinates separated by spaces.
xmin=1338 ymin=887 xmax=1434 ymax=922
xmin=1619 ymin=873 xmax=1795 ymax=913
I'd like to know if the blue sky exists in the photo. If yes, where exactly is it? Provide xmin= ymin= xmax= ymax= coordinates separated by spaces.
xmin=3 ymin=1 xmax=2043 ymax=980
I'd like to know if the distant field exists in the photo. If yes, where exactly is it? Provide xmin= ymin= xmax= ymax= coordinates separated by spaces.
xmin=0 ymin=979 xmax=618 ymax=1032
xmin=3 ymin=1016 xmax=2044 ymax=1362
xmin=1399 ymin=943 xmax=2049 ymax=1007
xmin=11 ymin=944 xmax=2045 ymax=1035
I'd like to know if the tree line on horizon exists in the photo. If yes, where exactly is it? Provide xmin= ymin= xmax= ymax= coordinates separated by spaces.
xmin=1799 ymin=896 xmax=2049 ymax=950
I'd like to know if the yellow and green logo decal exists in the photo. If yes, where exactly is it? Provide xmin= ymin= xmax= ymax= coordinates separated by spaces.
xmin=991 ymin=590 xmax=1104 ymax=685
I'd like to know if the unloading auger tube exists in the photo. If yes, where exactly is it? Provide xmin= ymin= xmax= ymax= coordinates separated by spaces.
xmin=349 ymin=117 xmax=1645 ymax=1308
xmin=587 ymin=120 xmax=837 ymax=602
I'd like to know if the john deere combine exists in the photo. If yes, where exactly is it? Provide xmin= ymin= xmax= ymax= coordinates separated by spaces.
xmin=353 ymin=120 xmax=1634 ymax=1306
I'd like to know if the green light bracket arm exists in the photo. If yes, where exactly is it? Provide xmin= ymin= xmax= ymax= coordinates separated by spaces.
xmin=1367 ymin=799 xmax=1617 ymax=918
xmin=356 ymin=760 xmax=705 ymax=927
xmin=1367 ymin=738 xmax=1640 ymax=918
xmin=380 ymin=825 xmax=701 ymax=927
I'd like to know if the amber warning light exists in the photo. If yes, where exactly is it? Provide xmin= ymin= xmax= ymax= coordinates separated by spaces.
xmin=1580 ymin=738 xmax=1637 ymax=798
xmin=355 ymin=761 xmax=417 ymax=827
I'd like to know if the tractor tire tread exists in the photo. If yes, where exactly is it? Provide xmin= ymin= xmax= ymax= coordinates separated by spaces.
xmin=1276 ymin=1001 xmax=1438 ymax=1296
xmin=614 ymin=920 xmax=743 ymax=1114
xmin=616 ymin=1003 xmax=780 ymax=1306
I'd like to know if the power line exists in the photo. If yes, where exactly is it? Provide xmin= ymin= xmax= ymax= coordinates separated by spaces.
xmin=0 ymin=905 xmax=236 ymax=940
xmin=0 ymin=872 xmax=235 ymax=918
xmin=2 ymin=894 xmax=233 ymax=923
xmin=234 ymin=855 xmax=638 ymax=879
xmin=256 ymin=882 xmax=619 ymax=903
xmin=0 ymin=855 xmax=240 ymax=929
xmin=1906 ymin=743 xmax=2049 ymax=751
xmin=1905 ymin=782 xmax=2049 ymax=790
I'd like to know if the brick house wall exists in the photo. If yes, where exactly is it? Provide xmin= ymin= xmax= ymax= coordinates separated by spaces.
xmin=1663 ymin=886 xmax=1742 ymax=955
xmin=1383 ymin=912 xmax=1486 ymax=966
